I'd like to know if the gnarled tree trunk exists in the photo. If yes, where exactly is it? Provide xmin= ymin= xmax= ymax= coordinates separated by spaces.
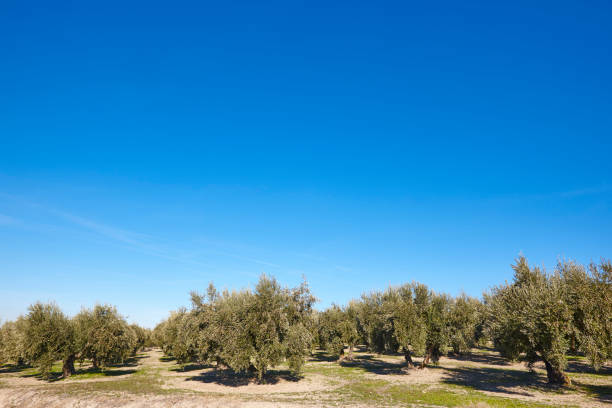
xmin=543 ymin=359 xmax=571 ymax=385
xmin=420 ymin=352 xmax=431 ymax=369
xmin=215 ymin=356 xmax=228 ymax=370
xmin=62 ymin=354 xmax=76 ymax=378
xmin=347 ymin=344 xmax=354 ymax=360
xmin=403 ymin=348 xmax=414 ymax=368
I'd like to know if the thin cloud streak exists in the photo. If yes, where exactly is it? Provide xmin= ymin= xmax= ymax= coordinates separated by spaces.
xmin=558 ymin=185 xmax=611 ymax=198
xmin=1 ymin=193 xmax=283 ymax=270
xmin=0 ymin=213 xmax=19 ymax=225
xmin=1 ymin=193 xmax=353 ymax=278
xmin=51 ymin=209 xmax=153 ymax=247
xmin=486 ymin=184 xmax=612 ymax=203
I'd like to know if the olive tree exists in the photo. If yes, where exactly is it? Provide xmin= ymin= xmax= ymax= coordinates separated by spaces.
xmin=393 ymin=283 xmax=427 ymax=367
xmin=317 ymin=306 xmax=345 ymax=358
xmin=487 ymin=256 xmax=572 ymax=384
xmin=158 ymin=275 xmax=316 ymax=382
xmin=217 ymin=275 xmax=315 ymax=381
xmin=22 ymin=302 xmax=77 ymax=378
xmin=129 ymin=324 xmax=150 ymax=354
xmin=448 ymin=294 xmax=482 ymax=355
xmin=420 ymin=292 xmax=452 ymax=367
xmin=151 ymin=320 xmax=167 ymax=349
xmin=559 ymin=259 xmax=612 ymax=370
xmin=317 ymin=304 xmax=360 ymax=360
xmin=0 ymin=318 xmax=27 ymax=367
xmin=169 ymin=309 xmax=202 ymax=366
xmin=189 ymin=285 xmax=227 ymax=367
xmin=355 ymin=289 xmax=397 ymax=354
xmin=158 ymin=287 xmax=230 ymax=368
xmin=353 ymin=283 xmax=451 ymax=368
xmin=75 ymin=304 xmax=136 ymax=369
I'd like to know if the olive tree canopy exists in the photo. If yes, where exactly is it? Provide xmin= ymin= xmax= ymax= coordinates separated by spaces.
xmin=22 ymin=302 xmax=77 ymax=378
xmin=75 ymin=304 xmax=136 ymax=369
xmin=157 ymin=275 xmax=316 ymax=382
xmin=487 ymin=257 xmax=573 ymax=384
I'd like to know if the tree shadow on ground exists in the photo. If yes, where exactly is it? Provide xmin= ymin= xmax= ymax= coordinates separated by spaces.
xmin=565 ymin=359 xmax=612 ymax=375
xmin=441 ymin=365 xmax=561 ymax=397
xmin=21 ymin=367 xmax=137 ymax=382
xmin=0 ymin=364 xmax=30 ymax=374
xmin=21 ymin=372 xmax=64 ymax=382
xmin=445 ymin=351 xmax=512 ymax=366
xmin=72 ymin=356 xmax=144 ymax=370
xmin=309 ymin=350 xmax=338 ymax=362
xmin=115 ymin=355 xmax=146 ymax=367
xmin=443 ymin=364 xmax=612 ymax=405
xmin=76 ymin=367 xmax=138 ymax=377
xmin=333 ymin=349 xmax=552 ymax=398
xmin=159 ymin=356 xmax=175 ymax=362
xmin=339 ymin=354 xmax=407 ymax=375
xmin=186 ymin=368 xmax=302 ymax=387
xmin=572 ymin=380 xmax=612 ymax=404
xmin=170 ymin=363 xmax=214 ymax=372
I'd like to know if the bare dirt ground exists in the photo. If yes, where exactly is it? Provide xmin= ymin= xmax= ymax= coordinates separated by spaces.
xmin=0 ymin=347 xmax=610 ymax=407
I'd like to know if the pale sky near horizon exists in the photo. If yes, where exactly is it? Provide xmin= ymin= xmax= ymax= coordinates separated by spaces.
xmin=1 ymin=1 xmax=611 ymax=327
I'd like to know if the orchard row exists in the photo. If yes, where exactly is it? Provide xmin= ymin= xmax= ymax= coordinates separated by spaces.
xmin=1 ymin=256 xmax=610 ymax=385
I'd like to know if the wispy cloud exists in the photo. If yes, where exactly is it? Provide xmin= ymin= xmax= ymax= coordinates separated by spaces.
xmin=51 ymin=209 xmax=152 ymax=248
xmin=558 ymin=185 xmax=611 ymax=198
xmin=494 ymin=184 xmax=611 ymax=203
xmin=1 ymin=193 xmax=352 ymax=278
xmin=0 ymin=213 xmax=18 ymax=225
xmin=1 ymin=193 xmax=283 ymax=270
xmin=210 ymin=249 xmax=281 ymax=268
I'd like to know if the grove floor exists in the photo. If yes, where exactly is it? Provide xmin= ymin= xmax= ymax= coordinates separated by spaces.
xmin=0 ymin=347 xmax=610 ymax=407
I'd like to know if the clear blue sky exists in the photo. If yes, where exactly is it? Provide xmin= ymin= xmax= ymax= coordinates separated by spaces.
xmin=1 ymin=1 xmax=611 ymax=327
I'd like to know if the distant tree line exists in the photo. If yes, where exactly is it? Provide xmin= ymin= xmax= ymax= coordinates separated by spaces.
xmin=1 ymin=257 xmax=610 ymax=385
xmin=0 ymin=304 xmax=150 ymax=379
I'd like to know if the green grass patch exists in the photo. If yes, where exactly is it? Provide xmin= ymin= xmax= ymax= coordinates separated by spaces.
xmin=50 ymin=368 xmax=183 ymax=396
xmin=68 ymin=367 xmax=138 ymax=380
xmin=19 ymin=362 xmax=64 ymax=381
xmin=303 ymin=362 xmax=368 ymax=379
xmin=568 ymin=371 xmax=611 ymax=381
xmin=566 ymin=355 xmax=586 ymax=361
xmin=305 ymin=359 xmax=580 ymax=407
xmin=333 ymin=380 xmax=573 ymax=407
xmin=570 ymin=380 xmax=612 ymax=400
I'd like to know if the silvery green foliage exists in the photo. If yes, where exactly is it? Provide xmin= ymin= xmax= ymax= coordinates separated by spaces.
xmin=317 ymin=303 xmax=360 ymax=359
xmin=129 ymin=324 xmax=150 ymax=353
xmin=191 ymin=287 xmax=226 ymax=366
xmin=157 ymin=308 xmax=200 ymax=365
xmin=158 ymin=275 xmax=316 ymax=381
xmin=393 ymin=284 xmax=427 ymax=366
xmin=218 ymin=275 xmax=315 ymax=381
xmin=354 ymin=283 xmax=451 ymax=367
xmin=22 ymin=302 xmax=76 ymax=379
xmin=151 ymin=320 xmax=166 ymax=350
xmin=559 ymin=259 xmax=612 ymax=371
xmin=448 ymin=293 xmax=482 ymax=355
xmin=0 ymin=318 xmax=27 ymax=366
xmin=487 ymin=256 xmax=572 ymax=384
xmin=355 ymin=288 xmax=398 ymax=354
xmin=422 ymin=292 xmax=452 ymax=365
xmin=315 ymin=305 xmax=345 ymax=357
xmin=75 ymin=304 xmax=136 ymax=369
